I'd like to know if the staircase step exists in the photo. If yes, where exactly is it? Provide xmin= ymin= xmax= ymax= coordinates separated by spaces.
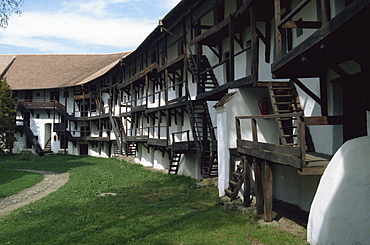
xmin=282 ymin=134 xmax=297 ymax=138
xmin=233 ymin=172 xmax=241 ymax=178
xmin=271 ymin=87 xmax=294 ymax=90
xmin=229 ymin=180 xmax=238 ymax=187
xmin=273 ymin=94 xmax=293 ymax=98
xmin=274 ymin=102 xmax=293 ymax=105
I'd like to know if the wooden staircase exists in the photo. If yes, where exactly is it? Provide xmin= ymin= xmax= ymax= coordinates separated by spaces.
xmin=225 ymin=163 xmax=244 ymax=200
xmin=109 ymin=115 xmax=124 ymax=155
xmin=23 ymin=123 xmax=44 ymax=156
xmin=189 ymin=55 xmax=219 ymax=93
xmin=168 ymin=152 xmax=181 ymax=174
xmin=267 ymin=81 xmax=302 ymax=146
xmin=44 ymin=137 xmax=52 ymax=153
xmin=186 ymin=100 xmax=218 ymax=177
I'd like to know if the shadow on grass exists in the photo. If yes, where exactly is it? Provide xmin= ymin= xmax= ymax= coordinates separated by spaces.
xmin=0 ymin=154 xmax=96 ymax=173
xmin=0 ymin=157 xmax=305 ymax=244
xmin=0 ymin=165 xmax=233 ymax=244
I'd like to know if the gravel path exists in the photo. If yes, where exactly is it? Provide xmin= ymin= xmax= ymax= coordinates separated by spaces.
xmin=0 ymin=170 xmax=70 ymax=217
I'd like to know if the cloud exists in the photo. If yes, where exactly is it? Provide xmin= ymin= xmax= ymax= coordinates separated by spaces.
xmin=62 ymin=0 xmax=135 ymax=17
xmin=0 ymin=0 xmax=182 ymax=54
xmin=0 ymin=11 xmax=157 ymax=53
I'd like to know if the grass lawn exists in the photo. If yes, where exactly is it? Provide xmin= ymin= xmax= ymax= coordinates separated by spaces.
xmin=0 ymin=169 xmax=44 ymax=198
xmin=0 ymin=154 xmax=307 ymax=244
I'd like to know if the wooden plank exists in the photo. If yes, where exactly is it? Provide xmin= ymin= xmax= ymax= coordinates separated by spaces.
xmin=304 ymin=116 xmax=343 ymax=125
xmin=264 ymin=161 xmax=273 ymax=222
xmin=237 ymin=139 xmax=302 ymax=156
xmin=299 ymin=152 xmax=331 ymax=175
xmin=236 ymin=112 xmax=302 ymax=120
xmin=237 ymin=143 xmax=301 ymax=169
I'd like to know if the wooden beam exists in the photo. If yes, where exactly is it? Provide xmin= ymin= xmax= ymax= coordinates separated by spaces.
xmin=274 ymin=0 xmax=283 ymax=59
xmin=278 ymin=0 xmax=313 ymax=28
xmin=238 ymin=139 xmax=301 ymax=156
xmin=254 ymin=158 xmax=264 ymax=215
xmin=264 ymin=161 xmax=273 ymax=222
xmin=237 ymin=142 xmax=301 ymax=169
xmin=282 ymin=20 xmax=321 ymax=29
xmin=292 ymin=78 xmax=322 ymax=105
xmin=243 ymin=156 xmax=251 ymax=207
xmin=250 ymin=7 xmax=258 ymax=86
xmin=304 ymin=116 xmax=343 ymax=125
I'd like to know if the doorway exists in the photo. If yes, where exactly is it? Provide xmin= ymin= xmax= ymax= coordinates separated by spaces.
xmin=79 ymin=144 xmax=88 ymax=155
xmin=343 ymin=79 xmax=367 ymax=141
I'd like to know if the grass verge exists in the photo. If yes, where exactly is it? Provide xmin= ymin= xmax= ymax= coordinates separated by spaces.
xmin=0 ymin=154 xmax=307 ymax=244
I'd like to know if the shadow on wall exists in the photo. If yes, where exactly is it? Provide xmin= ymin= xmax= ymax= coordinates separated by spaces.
xmin=307 ymin=136 xmax=370 ymax=244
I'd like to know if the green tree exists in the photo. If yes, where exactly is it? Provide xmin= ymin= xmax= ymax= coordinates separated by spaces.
xmin=0 ymin=0 xmax=23 ymax=29
xmin=0 ymin=77 xmax=16 ymax=153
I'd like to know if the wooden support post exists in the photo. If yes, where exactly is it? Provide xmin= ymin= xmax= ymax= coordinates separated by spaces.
xmin=229 ymin=150 xmax=236 ymax=181
xmin=243 ymin=156 xmax=251 ymax=207
xmin=236 ymin=118 xmax=241 ymax=140
xmin=250 ymin=7 xmax=259 ymax=86
xmin=229 ymin=15 xmax=235 ymax=82
xmin=274 ymin=0 xmax=283 ymax=60
xmin=320 ymin=0 xmax=330 ymax=25
xmin=264 ymin=161 xmax=273 ymax=222
xmin=254 ymin=158 xmax=264 ymax=215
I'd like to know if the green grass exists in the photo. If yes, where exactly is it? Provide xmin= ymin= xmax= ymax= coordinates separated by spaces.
xmin=0 ymin=169 xmax=44 ymax=198
xmin=0 ymin=154 xmax=307 ymax=244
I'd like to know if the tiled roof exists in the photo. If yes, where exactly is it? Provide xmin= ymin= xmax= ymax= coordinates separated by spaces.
xmin=0 ymin=52 xmax=130 ymax=90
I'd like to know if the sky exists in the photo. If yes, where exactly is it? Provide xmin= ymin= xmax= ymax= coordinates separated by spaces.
xmin=0 ymin=0 xmax=181 ymax=54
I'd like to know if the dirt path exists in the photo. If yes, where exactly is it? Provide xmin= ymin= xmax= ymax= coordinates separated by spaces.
xmin=0 ymin=170 xmax=70 ymax=217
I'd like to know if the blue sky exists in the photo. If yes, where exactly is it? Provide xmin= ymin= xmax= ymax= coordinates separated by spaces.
xmin=0 ymin=0 xmax=181 ymax=54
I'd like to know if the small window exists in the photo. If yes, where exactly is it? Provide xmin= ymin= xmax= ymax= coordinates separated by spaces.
xmin=36 ymin=114 xmax=40 ymax=119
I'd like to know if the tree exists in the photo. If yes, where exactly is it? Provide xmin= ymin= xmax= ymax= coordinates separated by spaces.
xmin=0 ymin=77 xmax=16 ymax=153
xmin=0 ymin=0 xmax=23 ymax=29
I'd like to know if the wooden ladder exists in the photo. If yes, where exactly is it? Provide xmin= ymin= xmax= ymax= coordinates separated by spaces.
xmin=125 ymin=142 xmax=137 ymax=156
xmin=267 ymin=81 xmax=302 ymax=146
xmin=168 ymin=152 xmax=182 ymax=174
xmin=225 ymin=164 xmax=244 ymax=200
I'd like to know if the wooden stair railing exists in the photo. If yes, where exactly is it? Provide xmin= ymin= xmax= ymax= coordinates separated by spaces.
xmin=23 ymin=123 xmax=44 ymax=156
xmin=186 ymin=97 xmax=218 ymax=177
xmin=188 ymin=55 xmax=219 ymax=94
xmin=109 ymin=115 xmax=123 ymax=155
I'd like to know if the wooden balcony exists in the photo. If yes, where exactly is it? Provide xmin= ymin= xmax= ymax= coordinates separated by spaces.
xmin=117 ymin=62 xmax=158 ymax=89
xmin=235 ymin=114 xmax=336 ymax=175
xmin=272 ymin=0 xmax=370 ymax=78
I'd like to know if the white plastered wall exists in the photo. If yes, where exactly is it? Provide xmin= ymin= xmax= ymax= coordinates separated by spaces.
xmin=308 ymin=136 xmax=370 ymax=244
